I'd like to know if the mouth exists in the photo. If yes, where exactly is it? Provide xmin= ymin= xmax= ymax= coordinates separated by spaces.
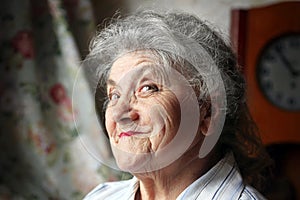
xmin=118 ymin=131 xmax=145 ymax=138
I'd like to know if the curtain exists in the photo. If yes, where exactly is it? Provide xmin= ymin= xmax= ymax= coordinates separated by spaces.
xmin=0 ymin=0 xmax=125 ymax=199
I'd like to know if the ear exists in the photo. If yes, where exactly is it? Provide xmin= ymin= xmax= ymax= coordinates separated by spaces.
xmin=200 ymin=100 xmax=224 ymax=136
xmin=200 ymin=103 xmax=211 ymax=136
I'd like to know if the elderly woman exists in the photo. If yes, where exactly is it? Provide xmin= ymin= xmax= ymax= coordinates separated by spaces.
xmin=83 ymin=10 xmax=271 ymax=200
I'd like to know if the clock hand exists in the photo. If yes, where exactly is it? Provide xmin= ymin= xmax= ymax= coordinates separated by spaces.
xmin=275 ymin=47 xmax=299 ymax=77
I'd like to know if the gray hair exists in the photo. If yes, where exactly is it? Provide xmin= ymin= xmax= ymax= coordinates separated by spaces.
xmin=86 ymin=10 xmax=244 ymax=118
xmin=85 ymin=10 xmax=271 ymax=192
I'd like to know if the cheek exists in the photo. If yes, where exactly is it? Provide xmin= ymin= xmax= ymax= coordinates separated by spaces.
xmin=105 ymin=108 xmax=115 ymax=136
xmin=148 ymin=93 xmax=181 ymax=149
xmin=157 ymin=93 xmax=181 ymax=128
xmin=143 ymin=93 xmax=180 ymax=130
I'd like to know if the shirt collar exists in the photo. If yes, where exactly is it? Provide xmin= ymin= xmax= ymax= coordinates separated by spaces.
xmin=130 ymin=152 xmax=244 ymax=200
xmin=176 ymin=152 xmax=244 ymax=200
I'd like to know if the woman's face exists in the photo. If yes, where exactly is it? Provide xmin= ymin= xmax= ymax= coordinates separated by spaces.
xmin=105 ymin=52 xmax=200 ymax=172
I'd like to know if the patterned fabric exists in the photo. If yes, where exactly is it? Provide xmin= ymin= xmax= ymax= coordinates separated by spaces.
xmin=84 ymin=153 xmax=266 ymax=200
xmin=0 ymin=0 xmax=123 ymax=199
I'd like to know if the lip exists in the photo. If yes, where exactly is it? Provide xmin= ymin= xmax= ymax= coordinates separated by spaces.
xmin=119 ymin=131 xmax=143 ymax=138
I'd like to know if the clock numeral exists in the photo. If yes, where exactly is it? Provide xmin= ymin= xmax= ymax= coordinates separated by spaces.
xmin=275 ymin=42 xmax=284 ymax=52
xmin=287 ymin=97 xmax=296 ymax=106
xmin=263 ymin=80 xmax=273 ymax=91
xmin=259 ymin=66 xmax=270 ymax=77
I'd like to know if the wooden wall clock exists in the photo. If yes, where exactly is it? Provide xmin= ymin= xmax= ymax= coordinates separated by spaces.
xmin=230 ymin=1 xmax=300 ymax=145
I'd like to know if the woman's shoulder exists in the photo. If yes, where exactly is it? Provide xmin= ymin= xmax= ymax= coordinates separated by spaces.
xmin=83 ymin=177 xmax=137 ymax=200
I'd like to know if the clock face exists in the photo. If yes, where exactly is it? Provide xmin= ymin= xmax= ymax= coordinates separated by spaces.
xmin=257 ymin=34 xmax=300 ymax=111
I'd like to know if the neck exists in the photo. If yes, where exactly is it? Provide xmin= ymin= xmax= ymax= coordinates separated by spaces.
xmin=133 ymin=144 xmax=221 ymax=200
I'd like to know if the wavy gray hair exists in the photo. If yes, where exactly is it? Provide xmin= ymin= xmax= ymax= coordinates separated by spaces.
xmin=84 ymin=10 xmax=272 ymax=192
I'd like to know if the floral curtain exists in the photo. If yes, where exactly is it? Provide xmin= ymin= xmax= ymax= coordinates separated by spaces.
xmin=0 ymin=0 xmax=124 ymax=199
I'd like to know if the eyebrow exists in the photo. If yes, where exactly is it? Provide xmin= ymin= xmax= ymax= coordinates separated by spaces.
xmin=107 ymin=79 xmax=116 ymax=86
xmin=105 ymin=64 xmax=159 ymax=87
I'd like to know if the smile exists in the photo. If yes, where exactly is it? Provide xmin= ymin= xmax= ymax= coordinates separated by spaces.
xmin=119 ymin=131 xmax=145 ymax=138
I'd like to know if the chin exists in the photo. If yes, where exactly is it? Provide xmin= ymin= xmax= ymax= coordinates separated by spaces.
xmin=112 ymin=146 xmax=153 ymax=173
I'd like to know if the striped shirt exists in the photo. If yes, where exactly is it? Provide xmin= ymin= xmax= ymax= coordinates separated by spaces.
xmin=84 ymin=153 xmax=266 ymax=200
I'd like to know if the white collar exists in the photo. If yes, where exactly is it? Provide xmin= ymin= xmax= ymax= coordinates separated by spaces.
xmin=131 ymin=153 xmax=245 ymax=200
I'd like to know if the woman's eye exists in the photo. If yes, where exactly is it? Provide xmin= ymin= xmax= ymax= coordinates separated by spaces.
xmin=109 ymin=93 xmax=120 ymax=101
xmin=140 ymin=84 xmax=159 ymax=93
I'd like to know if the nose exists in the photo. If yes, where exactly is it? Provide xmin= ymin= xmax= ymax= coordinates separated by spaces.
xmin=112 ymin=95 xmax=139 ymax=124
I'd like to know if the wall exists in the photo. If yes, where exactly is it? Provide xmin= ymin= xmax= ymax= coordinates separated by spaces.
xmin=126 ymin=0 xmax=290 ymax=35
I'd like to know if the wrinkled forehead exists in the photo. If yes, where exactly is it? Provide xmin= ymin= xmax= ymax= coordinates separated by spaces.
xmin=107 ymin=50 xmax=174 ymax=84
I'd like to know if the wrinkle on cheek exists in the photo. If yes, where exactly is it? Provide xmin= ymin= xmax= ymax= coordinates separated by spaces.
xmin=148 ymin=104 xmax=167 ymax=135
xmin=148 ymin=93 xmax=181 ymax=151
xmin=150 ymin=131 xmax=164 ymax=151
xmin=157 ymin=93 xmax=181 ymax=127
